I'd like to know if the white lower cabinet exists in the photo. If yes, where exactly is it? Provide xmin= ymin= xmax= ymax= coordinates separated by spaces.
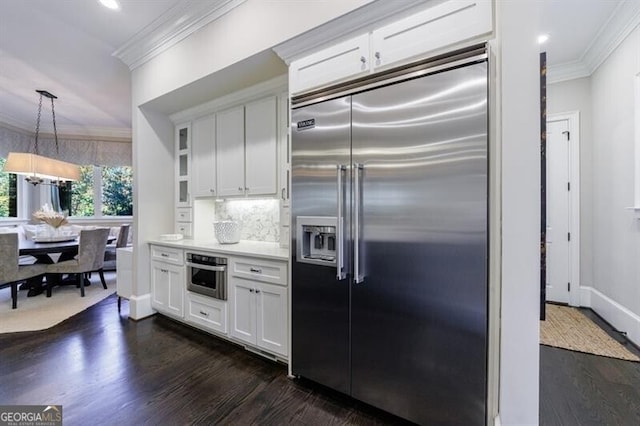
xmin=229 ymin=257 xmax=288 ymax=358
xmin=186 ymin=291 xmax=228 ymax=335
xmin=151 ymin=260 xmax=184 ymax=318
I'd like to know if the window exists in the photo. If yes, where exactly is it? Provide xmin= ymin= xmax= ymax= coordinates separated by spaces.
xmin=0 ymin=157 xmax=18 ymax=218
xmin=60 ymin=165 xmax=132 ymax=217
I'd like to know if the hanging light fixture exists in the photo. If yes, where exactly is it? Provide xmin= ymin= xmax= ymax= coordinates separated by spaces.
xmin=4 ymin=90 xmax=81 ymax=185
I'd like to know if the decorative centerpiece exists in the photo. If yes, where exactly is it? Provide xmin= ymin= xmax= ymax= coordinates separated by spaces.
xmin=32 ymin=204 xmax=69 ymax=238
xmin=214 ymin=220 xmax=241 ymax=244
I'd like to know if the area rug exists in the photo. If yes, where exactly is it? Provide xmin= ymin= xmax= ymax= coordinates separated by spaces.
xmin=540 ymin=303 xmax=640 ymax=362
xmin=0 ymin=271 xmax=116 ymax=333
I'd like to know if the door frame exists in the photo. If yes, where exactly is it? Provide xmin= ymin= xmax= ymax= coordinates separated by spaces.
xmin=546 ymin=111 xmax=581 ymax=306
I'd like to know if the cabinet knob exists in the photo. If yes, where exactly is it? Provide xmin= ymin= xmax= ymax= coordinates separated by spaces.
xmin=210 ymin=189 xmax=215 ymax=193
xmin=245 ymin=187 xmax=249 ymax=191
xmin=255 ymin=289 xmax=261 ymax=294
xmin=238 ymin=186 xmax=243 ymax=191
xmin=360 ymin=56 xmax=367 ymax=64
xmin=250 ymin=288 xmax=255 ymax=293
xmin=375 ymin=51 xmax=381 ymax=60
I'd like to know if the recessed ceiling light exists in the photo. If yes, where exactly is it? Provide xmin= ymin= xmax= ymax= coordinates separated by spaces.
xmin=99 ymin=0 xmax=120 ymax=10
xmin=538 ymin=34 xmax=549 ymax=44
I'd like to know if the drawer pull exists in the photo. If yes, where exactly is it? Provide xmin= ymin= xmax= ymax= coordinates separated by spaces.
xmin=199 ymin=310 xmax=209 ymax=316
xmin=160 ymin=269 xmax=169 ymax=273
xmin=160 ymin=253 xmax=169 ymax=257
xmin=250 ymin=267 xmax=262 ymax=274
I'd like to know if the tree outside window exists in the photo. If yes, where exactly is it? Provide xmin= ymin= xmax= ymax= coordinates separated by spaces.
xmin=0 ymin=157 xmax=18 ymax=218
xmin=60 ymin=165 xmax=132 ymax=217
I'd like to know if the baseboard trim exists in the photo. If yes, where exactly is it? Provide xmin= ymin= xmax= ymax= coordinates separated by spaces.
xmin=128 ymin=293 xmax=156 ymax=320
xmin=579 ymin=286 xmax=640 ymax=346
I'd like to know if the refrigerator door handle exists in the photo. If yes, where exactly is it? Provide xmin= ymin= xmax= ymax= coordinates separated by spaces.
xmin=354 ymin=163 xmax=364 ymax=283
xmin=336 ymin=165 xmax=347 ymax=280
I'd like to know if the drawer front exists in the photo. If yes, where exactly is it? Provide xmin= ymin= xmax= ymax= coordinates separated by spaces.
xmin=231 ymin=257 xmax=287 ymax=286
xmin=187 ymin=293 xmax=228 ymax=335
xmin=150 ymin=245 xmax=183 ymax=265
xmin=175 ymin=221 xmax=193 ymax=238
xmin=176 ymin=207 xmax=193 ymax=222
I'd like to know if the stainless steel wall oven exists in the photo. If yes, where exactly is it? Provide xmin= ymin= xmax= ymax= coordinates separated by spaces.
xmin=186 ymin=253 xmax=227 ymax=300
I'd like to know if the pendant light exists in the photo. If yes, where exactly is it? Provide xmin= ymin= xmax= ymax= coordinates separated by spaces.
xmin=4 ymin=90 xmax=81 ymax=185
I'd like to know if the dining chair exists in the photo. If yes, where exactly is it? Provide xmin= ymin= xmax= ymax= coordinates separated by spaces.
xmin=0 ymin=233 xmax=47 ymax=309
xmin=46 ymin=228 xmax=111 ymax=297
xmin=103 ymin=224 xmax=130 ymax=271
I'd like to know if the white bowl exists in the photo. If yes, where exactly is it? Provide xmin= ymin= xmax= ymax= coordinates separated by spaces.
xmin=214 ymin=221 xmax=240 ymax=244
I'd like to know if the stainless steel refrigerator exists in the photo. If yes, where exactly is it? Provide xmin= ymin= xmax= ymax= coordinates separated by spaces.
xmin=291 ymin=46 xmax=489 ymax=425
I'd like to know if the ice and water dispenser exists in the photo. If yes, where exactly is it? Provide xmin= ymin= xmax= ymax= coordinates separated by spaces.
xmin=296 ymin=216 xmax=338 ymax=266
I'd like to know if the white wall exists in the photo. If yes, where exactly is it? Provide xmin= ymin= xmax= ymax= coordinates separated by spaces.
xmin=495 ymin=1 xmax=541 ymax=424
xmin=133 ymin=0 xmax=373 ymax=106
xmin=589 ymin=25 xmax=640 ymax=344
xmin=547 ymin=77 xmax=594 ymax=290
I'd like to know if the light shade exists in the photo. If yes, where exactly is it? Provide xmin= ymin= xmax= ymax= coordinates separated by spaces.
xmin=4 ymin=152 xmax=81 ymax=182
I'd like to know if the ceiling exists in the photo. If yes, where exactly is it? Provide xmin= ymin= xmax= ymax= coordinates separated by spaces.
xmin=0 ymin=0 xmax=631 ymax=139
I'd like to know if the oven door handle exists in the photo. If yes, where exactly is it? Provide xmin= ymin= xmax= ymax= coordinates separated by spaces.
xmin=186 ymin=262 xmax=226 ymax=272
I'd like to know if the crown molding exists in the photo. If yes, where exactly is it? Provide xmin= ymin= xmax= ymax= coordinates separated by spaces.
xmin=546 ymin=60 xmax=591 ymax=85
xmin=547 ymin=1 xmax=639 ymax=85
xmin=169 ymin=75 xmax=287 ymax=123
xmin=580 ymin=0 xmax=640 ymax=75
xmin=272 ymin=0 xmax=429 ymax=65
xmin=113 ymin=0 xmax=248 ymax=70
xmin=0 ymin=112 xmax=131 ymax=141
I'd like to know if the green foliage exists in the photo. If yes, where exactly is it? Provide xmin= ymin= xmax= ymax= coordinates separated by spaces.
xmin=70 ymin=166 xmax=95 ymax=217
xmin=0 ymin=158 xmax=9 ymax=217
xmin=102 ymin=166 xmax=133 ymax=216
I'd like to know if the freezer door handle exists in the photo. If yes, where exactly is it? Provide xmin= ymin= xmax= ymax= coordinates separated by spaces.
xmin=354 ymin=163 xmax=364 ymax=283
xmin=336 ymin=164 xmax=346 ymax=280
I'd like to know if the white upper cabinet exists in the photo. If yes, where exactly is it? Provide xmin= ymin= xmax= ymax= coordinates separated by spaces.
xmin=245 ymin=96 xmax=277 ymax=196
xmin=191 ymin=114 xmax=217 ymax=198
xmin=371 ymin=0 xmax=492 ymax=69
xmin=289 ymin=0 xmax=493 ymax=94
xmin=216 ymin=106 xmax=246 ymax=197
xmin=216 ymin=97 xmax=278 ymax=197
xmin=290 ymin=34 xmax=370 ymax=94
xmin=175 ymin=122 xmax=191 ymax=207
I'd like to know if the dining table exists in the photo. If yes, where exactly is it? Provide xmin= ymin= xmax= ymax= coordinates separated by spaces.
xmin=18 ymin=235 xmax=116 ymax=296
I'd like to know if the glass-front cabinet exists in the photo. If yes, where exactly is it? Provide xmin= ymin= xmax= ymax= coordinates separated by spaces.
xmin=176 ymin=123 xmax=191 ymax=207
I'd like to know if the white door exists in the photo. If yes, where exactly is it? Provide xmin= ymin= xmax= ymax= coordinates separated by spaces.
xmin=546 ymin=119 xmax=571 ymax=304
xmin=230 ymin=278 xmax=256 ymax=345
xmin=256 ymin=283 xmax=288 ymax=357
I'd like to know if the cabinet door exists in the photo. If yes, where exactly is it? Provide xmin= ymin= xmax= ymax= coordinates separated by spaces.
xmin=216 ymin=106 xmax=245 ymax=197
xmin=371 ymin=0 xmax=492 ymax=69
xmin=176 ymin=123 xmax=191 ymax=207
xmin=151 ymin=261 xmax=184 ymax=318
xmin=290 ymin=33 xmax=370 ymax=95
xmin=245 ymin=97 xmax=277 ymax=195
xmin=256 ymin=283 xmax=288 ymax=357
xmin=192 ymin=115 xmax=217 ymax=198
xmin=229 ymin=277 xmax=256 ymax=345
xmin=151 ymin=261 xmax=169 ymax=311
xmin=167 ymin=265 xmax=184 ymax=317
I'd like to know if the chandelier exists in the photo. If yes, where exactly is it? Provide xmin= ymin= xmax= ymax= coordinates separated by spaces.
xmin=4 ymin=90 xmax=81 ymax=185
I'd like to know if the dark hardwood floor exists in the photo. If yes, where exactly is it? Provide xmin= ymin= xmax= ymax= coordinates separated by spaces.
xmin=1 ymin=296 xmax=639 ymax=425
xmin=0 ymin=295 xmax=410 ymax=425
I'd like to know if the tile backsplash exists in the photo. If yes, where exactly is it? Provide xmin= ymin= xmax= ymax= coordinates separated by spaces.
xmin=214 ymin=199 xmax=279 ymax=242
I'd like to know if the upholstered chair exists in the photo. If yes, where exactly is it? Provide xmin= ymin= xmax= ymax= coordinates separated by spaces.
xmin=0 ymin=233 xmax=47 ymax=309
xmin=103 ymin=224 xmax=130 ymax=271
xmin=46 ymin=228 xmax=111 ymax=297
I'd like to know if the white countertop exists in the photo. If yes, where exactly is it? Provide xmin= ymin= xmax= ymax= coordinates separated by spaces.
xmin=148 ymin=239 xmax=289 ymax=261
